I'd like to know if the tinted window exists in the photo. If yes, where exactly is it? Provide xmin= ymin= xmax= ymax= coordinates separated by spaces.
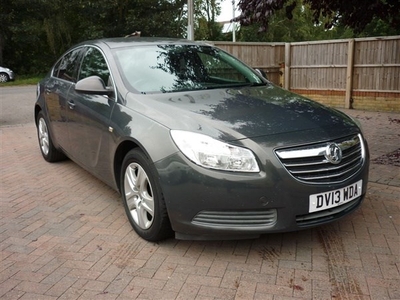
xmin=56 ymin=48 xmax=83 ymax=82
xmin=52 ymin=59 xmax=62 ymax=78
xmin=79 ymin=47 xmax=110 ymax=86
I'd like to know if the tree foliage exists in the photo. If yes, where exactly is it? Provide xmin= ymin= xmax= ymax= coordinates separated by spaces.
xmin=194 ymin=0 xmax=224 ymax=40
xmin=235 ymin=0 xmax=400 ymax=33
xmin=238 ymin=4 xmax=355 ymax=42
xmin=0 ymin=0 xmax=188 ymax=74
xmin=0 ymin=0 xmax=398 ymax=75
xmin=0 ymin=0 xmax=227 ymax=74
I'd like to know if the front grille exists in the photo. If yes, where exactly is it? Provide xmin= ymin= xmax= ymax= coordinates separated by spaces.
xmin=275 ymin=134 xmax=365 ymax=184
xmin=192 ymin=210 xmax=277 ymax=228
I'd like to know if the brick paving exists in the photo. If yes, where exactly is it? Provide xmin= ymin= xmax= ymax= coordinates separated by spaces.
xmin=0 ymin=98 xmax=399 ymax=299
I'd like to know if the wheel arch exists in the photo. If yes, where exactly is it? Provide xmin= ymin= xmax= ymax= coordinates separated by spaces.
xmin=34 ymin=104 xmax=42 ymax=125
xmin=113 ymin=139 xmax=152 ymax=193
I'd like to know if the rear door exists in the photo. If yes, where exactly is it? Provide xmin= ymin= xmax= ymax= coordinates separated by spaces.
xmin=44 ymin=47 xmax=84 ymax=151
xmin=66 ymin=46 xmax=116 ymax=182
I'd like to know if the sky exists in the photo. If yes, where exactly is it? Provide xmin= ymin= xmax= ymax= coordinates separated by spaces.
xmin=218 ymin=0 xmax=240 ymax=22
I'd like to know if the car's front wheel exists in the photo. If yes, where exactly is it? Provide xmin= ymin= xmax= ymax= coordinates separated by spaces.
xmin=0 ymin=73 xmax=10 ymax=83
xmin=121 ymin=149 xmax=172 ymax=241
xmin=36 ymin=111 xmax=66 ymax=162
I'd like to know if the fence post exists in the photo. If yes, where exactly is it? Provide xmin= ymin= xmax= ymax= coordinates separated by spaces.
xmin=284 ymin=43 xmax=291 ymax=90
xmin=279 ymin=62 xmax=285 ymax=87
xmin=345 ymin=39 xmax=355 ymax=109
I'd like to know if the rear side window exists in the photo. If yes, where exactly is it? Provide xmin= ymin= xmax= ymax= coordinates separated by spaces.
xmin=54 ymin=48 xmax=83 ymax=82
xmin=52 ymin=60 xmax=62 ymax=78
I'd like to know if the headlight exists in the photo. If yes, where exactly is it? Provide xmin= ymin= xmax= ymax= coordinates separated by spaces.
xmin=170 ymin=130 xmax=260 ymax=172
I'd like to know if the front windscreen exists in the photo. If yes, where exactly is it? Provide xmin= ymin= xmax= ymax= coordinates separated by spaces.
xmin=114 ymin=44 xmax=264 ymax=94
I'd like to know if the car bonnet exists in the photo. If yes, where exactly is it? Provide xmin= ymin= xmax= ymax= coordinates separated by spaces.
xmin=124 ymin=84 xmax=358 ymax=143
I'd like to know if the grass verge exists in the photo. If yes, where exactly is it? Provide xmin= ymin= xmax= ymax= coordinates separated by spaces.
xmin=0 ymin=75 xmax=45 ymax=87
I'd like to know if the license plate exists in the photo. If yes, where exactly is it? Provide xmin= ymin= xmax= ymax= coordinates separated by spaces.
xmin=309 ymin=180 xmax=363 ymax=213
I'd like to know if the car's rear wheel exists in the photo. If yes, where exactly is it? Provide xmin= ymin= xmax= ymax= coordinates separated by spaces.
xmin=36 ymin=111 xmax=66 ymax=162
xmin=0 ymin=73 xmax=9 ymax=83
xmin=121 ymin=149 xmax=172 ymax=241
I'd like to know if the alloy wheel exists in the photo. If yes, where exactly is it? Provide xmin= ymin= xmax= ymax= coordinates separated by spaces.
xmin=38 ymin=118 xmax=50 ymax=156
xmin=0 ymin=74 xmax=8 ymax=83
xmin=124 ymin=162 xmax=155 ymax=229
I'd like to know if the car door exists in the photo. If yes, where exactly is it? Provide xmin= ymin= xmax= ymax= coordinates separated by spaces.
xmin=44 ymin=47 xmax=84 ymax=151
xmin=66 ymin=46 xmax=116 ymax=182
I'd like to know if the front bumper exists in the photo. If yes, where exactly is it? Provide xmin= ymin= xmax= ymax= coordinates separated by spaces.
xmin=155 ymin=147 xmax=369 ymax=240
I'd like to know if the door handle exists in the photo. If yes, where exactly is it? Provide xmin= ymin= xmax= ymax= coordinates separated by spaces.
xmin=67 ymin=100 xmax=76 ymax=110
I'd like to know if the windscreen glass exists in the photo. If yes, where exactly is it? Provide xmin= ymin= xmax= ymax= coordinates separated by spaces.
xmin=114 ymin=44 xmax=264 ymax=93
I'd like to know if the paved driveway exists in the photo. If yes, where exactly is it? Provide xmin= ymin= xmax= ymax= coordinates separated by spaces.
xmin=1 ymin=86 xmax=399 ymax=299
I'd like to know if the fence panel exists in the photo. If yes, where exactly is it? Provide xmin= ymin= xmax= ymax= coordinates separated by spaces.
xmin=213 ymin=42 xmax=285 ymax=85
xmin=353 ymin=38 xmax=400 ymax=92
xmin=290 ymin=40 xmax=348 ymax=90
xmin=213 ymin=36 xmax=400 ymax=111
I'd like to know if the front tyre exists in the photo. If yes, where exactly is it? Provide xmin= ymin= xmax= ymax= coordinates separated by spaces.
xmin=121 ymin=149 xmax=172 ymax=241
xmin=36 ymin=111 xmax=66 ymax=162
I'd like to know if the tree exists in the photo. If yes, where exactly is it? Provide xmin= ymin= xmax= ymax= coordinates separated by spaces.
xmin=234 ymin=0 xmax=400 ymax=33
xmin=125 ymin=0 xmax=187 ymax=38
xmin=0 ymin=0 xmax=81 ymax=73
xmin=0 ymin=0 xmax=188 ymax=75
xmin=238 ymin=4 xmax=355 ymax=42
xmin=194 ymin=0 xmax=224 ymax=40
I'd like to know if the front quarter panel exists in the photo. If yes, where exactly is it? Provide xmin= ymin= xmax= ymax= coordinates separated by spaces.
xmin=109 ymin=101 xmax=178 ymax=169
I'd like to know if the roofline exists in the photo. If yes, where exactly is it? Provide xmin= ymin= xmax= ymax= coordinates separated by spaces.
xmin=79 ymin=37 xmax=212 ymax=49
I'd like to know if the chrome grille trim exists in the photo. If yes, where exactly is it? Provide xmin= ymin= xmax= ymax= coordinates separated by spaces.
xmin=289 ymin=155 xmax=360 ymax=174
xmin=192 ymin=210 xmax=277 ymax=228
xmin=275 ymin=134 xmax=365 ymax=184
xmin=277 ymin=135 xmax=361 ymax=159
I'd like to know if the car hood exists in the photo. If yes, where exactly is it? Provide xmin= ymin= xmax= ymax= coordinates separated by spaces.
xmin=125 ymin=84 xmax=358 ymax=142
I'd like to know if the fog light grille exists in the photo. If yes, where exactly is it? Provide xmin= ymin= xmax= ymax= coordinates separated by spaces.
xmin=192 ymin=210 xmax=277 ymax=228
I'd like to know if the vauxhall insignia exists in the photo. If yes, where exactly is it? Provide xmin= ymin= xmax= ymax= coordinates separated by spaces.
xmin=325 ymin=143 xmax=342 ymax=164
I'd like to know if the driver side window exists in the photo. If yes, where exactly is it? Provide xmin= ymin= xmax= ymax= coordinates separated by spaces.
xmin=79 ymin=47 xmax=111 ymax=86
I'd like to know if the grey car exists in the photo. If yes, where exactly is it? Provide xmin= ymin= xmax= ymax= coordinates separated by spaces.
xmin=0 ymin=66 xmax=15 ymax=82
xmin=34 ymin=37 xmax=369 ymax=241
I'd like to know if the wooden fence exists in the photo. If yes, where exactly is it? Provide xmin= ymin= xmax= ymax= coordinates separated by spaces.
xmin=212 ymin=36 xmax=400 ymax=112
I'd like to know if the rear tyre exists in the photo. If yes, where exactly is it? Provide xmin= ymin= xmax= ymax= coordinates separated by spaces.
xmin=121 ymin=149 xmax=172 ymax=241
xmin=36 ymin=111 xmax=66 ymax=162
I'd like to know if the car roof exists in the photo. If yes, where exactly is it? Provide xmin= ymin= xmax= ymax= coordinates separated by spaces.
xmin=79 ymin=37 xmax=211 ymax=50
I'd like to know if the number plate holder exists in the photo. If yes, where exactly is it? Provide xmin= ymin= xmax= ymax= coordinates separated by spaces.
xmin=309 ymin=180 xmax=363 ymax=213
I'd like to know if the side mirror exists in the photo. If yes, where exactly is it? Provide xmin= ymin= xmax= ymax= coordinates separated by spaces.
xmin=255 ymin=68 xmax=268 ymax=79
xmin=75 ymin=76 xmax=113 ymax=95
